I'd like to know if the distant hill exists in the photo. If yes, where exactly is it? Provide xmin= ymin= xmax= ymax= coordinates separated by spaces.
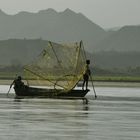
xmin=96 ymin=25 xmax=140 ymax=52
xmin=0 ymin=39 xmax=47 ymax=66
xmin=0 ymin=39 xmax=139 ymax=69
xmin=0 ymin=8 xmax=107 ymax=52
xmin=91 ymin=51 xmax=140 ymax=68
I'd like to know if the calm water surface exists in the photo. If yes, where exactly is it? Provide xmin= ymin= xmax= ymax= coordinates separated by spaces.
xmin=0 ymin=85 xmax=140 ymax=140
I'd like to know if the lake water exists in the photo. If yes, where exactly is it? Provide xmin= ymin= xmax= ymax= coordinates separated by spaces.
xmin=0 ymin=84 xmax=140 ymax=140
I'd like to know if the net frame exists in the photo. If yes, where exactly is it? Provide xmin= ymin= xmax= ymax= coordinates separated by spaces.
xmin=24 ymin=41 xmax=87 ymax=91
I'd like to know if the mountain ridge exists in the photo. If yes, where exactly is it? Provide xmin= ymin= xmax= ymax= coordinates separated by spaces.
xmin=96 ymin=25 xmax=140 ymax=52
xmin=0 ymin=8 xmax=107 ymax=51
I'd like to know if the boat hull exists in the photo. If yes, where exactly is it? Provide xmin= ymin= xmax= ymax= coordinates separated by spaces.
xmin=14 ymin=86 xmax=89 ymax=97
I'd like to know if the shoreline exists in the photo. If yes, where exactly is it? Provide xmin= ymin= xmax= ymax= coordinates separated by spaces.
xmin=0 ymin=79 xmax=140 ymax=87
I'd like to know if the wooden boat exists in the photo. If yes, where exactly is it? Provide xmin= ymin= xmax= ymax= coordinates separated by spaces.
xmin=14 ymin=86 xmax=89 ymax=97
xmin=13 ymin=41 xmax=90 ymax=97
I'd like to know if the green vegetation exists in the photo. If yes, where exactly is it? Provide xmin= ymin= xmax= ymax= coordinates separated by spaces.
xmin=0 ymin=72 xmax=18 ymax=79
xmin=92 ymin=75 xmax=140 ymax=82
xmin=0 ymin=71 xmax=140 ymax=82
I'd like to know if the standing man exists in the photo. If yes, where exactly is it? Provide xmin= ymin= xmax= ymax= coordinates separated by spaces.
xmin=82 ymin=60 xmax=91 ymax=90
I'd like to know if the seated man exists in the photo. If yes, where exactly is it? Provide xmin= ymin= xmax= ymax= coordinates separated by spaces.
xmin=10 ymin=76 xmax=24 ymax=89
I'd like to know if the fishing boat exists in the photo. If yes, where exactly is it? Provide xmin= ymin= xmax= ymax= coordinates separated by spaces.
xmin=14 ymin=86 xmax=89 ymax=97
xmin=14 ymin=41 xmax=90 ymax=97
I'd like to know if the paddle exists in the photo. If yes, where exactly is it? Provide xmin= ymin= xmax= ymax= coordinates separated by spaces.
xmin=7 ymin=85 xmax=12 ymax=96
xmin=7 ymin=74 xmax=17 ymax=96
xmin=90 ymin=75 xmax=97 ymax=99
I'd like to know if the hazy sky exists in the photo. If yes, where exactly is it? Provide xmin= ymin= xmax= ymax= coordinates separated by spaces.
xmin=0 ymin=0 xmax=140 ymax=28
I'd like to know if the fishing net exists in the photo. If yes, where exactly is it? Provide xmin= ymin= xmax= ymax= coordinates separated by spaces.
xmin=24 ymin=41 xmax=86 ymax=91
